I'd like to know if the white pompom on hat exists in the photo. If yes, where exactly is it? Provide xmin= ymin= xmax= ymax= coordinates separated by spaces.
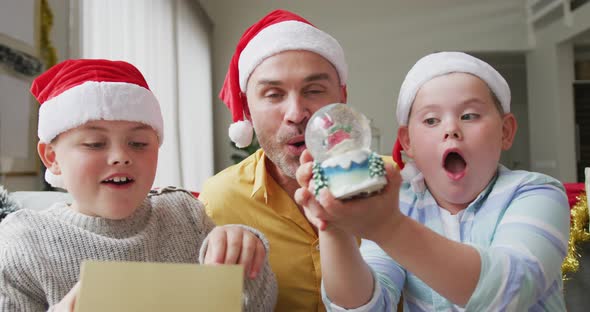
xmin=30 ymin=59 xmax=163 ymax=188
xmin=229 ymin=120 xmax=255 ymax=148
xmin=219 ymin=9 xmax=348 ymax=148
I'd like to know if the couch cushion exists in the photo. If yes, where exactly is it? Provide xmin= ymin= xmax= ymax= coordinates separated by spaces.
xmin=9 ymin=191 xmax=72 ymax=212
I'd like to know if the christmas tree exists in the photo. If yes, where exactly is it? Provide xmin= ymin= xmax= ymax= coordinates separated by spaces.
xmin=368 ymin=152 xmax=385 ymax=178
xmin=312 ymin=162 xmax=328 ymax=196
xmin=0 ymin=186 xmax=19 ymax=222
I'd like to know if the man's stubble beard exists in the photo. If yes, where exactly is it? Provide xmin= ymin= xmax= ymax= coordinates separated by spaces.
xmin=255 ymin=126 xmax=304 ymax=180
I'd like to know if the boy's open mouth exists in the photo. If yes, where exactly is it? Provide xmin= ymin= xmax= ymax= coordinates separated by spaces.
xmin=443 ymin=151 xmax=467 ymax=180
xmin=101 ymin=176 xmax=134 ymax=185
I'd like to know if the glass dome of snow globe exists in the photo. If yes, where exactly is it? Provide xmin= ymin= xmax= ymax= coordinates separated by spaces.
xmin=305 ymin=103 xmax=371 ymax=163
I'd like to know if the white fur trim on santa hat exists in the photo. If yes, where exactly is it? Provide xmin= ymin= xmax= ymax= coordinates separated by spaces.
xmin=397 ymin=51 xmax=511 ymax=126
xmin=38 ymin=81 xmax=164 ymax=144
xmin=45 ymin=170 xmax=65 ymax=189
xmin=238 ymin=20 xmax=348 ymax=91
xmin=229 ymin=120 xmax=254 ymax=148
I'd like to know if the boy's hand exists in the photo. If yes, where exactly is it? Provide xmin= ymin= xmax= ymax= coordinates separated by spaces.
xmin=295 ymin=150 xmax=328 ymax=230
xmin=203 ymin=225 xmax=266 ymax=279
xmin=53 ymin=281 xmax=81 ymax=312
xmin=295 ymin=149 xmax=404 ymax=242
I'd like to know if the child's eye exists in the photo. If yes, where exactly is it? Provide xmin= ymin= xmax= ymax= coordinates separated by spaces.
xmin=129 ymin=141 xmax=148 ymax=149
xmin=461 ymin=113 xmax=479 ymax=121
xmin=82 ymin=142 xmax=105 ymax=149
xmin=423 ymin=118 xmax=439 ymax=126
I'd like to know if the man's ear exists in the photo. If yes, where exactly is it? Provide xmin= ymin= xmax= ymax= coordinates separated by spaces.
xmin=501 ymin=113 xmax=518 ymax=150
xmin=397 ymin=126 xmax=413 ymax=158
xmin=37 ymin=142 xmax=61 ymax=175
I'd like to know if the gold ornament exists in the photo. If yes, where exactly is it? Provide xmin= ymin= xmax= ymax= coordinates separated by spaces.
xmin=562 ymin=193 xmax=589 ymax=279
xmin=40 ymin=0 xmax=57 ymax=68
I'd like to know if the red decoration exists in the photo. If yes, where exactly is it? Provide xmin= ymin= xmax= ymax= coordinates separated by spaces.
xmin=564 ymin=182 xmax=585 ymax=209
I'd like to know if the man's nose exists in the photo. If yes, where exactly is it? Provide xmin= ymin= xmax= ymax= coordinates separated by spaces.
xmin=284 ymin=95 xmax=310 ymax=125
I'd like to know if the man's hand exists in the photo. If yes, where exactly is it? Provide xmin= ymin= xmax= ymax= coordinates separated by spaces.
xmin=203 ymin=225 xmax=266 ymax=279
xmin=53 ymin=281 xmax=81 ymax=312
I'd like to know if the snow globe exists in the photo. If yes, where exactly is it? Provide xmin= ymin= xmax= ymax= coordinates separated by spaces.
xmin=305 ymin=103 xmax=387 ymax=199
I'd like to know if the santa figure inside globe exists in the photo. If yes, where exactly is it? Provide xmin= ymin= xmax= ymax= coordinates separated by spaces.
xmin=305 ymin=104 xmax=387 ymax=199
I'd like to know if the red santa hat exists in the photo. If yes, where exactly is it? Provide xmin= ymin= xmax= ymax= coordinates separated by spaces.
xmin=219 ymin=9 xmax=348 ymax=148
xmin=393 ymin=51 xmax=511 ymax=170
xmin=31 ymin=59 xmax=163 ymax=188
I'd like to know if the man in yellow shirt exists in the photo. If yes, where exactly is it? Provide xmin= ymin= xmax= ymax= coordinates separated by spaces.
xmin=199 ymin=9 xmax=349 ymax=311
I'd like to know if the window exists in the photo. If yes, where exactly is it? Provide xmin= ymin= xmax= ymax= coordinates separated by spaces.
xmin=78 ymin=0 xmax=214 ymax=191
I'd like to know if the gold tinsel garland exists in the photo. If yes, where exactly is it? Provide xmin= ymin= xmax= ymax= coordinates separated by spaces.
xmin=40 ymin=0 xmax=57 ymax=68
xmin=562 ymin=193 xmax=590 ymax=279
xmin=39 ymin=0 xmax=57 ymax=191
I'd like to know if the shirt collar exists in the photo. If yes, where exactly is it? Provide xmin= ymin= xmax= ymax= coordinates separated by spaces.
xmin=250 ymin=149 xmax=317 ymax=237
xmin=251 ymin=149 xmax=270 ymax=203
xmin=466 ymin=167 xmax=500 ymax=212
xmin=410 ymin=164 xmax=501 ymax=212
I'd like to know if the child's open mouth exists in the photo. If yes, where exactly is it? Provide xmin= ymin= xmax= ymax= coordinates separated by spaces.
xmin=101 ymin=176 xmax=135 ymax=186
xmin=443 ymin=151 xmax=467 ymax=180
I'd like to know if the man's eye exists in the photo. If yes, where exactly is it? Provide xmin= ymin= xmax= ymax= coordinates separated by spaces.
xmin=264 ymin=90 xmax=283 ymax=99
xmin=305 ymin=89 xmax=323 ymax=95
xmin=461 ymin=113 xmax=479 ymax=121
xmin=82 ymin=142 xmax=105 ymax=148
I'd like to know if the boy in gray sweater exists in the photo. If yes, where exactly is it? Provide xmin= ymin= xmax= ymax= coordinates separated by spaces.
xmin=0 ymin=59 xmax=277 ymax=312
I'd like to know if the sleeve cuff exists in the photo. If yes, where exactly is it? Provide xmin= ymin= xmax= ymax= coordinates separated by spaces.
xmin=322 ymin=268 xmax=384 ymax=312
xmin=464 ymin=243 xmax=487 ymax=310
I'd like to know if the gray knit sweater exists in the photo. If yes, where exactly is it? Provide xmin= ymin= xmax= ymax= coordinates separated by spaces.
xmin=0 ymin=187 xmax=277 ymax=311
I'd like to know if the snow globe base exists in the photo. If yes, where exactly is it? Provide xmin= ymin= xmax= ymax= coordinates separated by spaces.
xmin=313 ymin=149 xmax=387 ymax=200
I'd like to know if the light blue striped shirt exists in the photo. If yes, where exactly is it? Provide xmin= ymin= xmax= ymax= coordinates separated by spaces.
xmin=323 ymin=165 xmax=569 ymax=311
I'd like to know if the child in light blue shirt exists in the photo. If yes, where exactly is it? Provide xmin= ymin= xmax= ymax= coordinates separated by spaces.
xmin=295 ymin=52 xmax=569 ymax=311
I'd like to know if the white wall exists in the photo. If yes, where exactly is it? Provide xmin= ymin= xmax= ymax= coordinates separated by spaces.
xmin=1 ymin=0 xmax=70 ymax=191
xmin=199 ymin=0 xmax=529 ymax=172
xmin=476 ymin=53 xmax=530 ymax=171
xmin=527 ymin=3 xmax=590 ymax=181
